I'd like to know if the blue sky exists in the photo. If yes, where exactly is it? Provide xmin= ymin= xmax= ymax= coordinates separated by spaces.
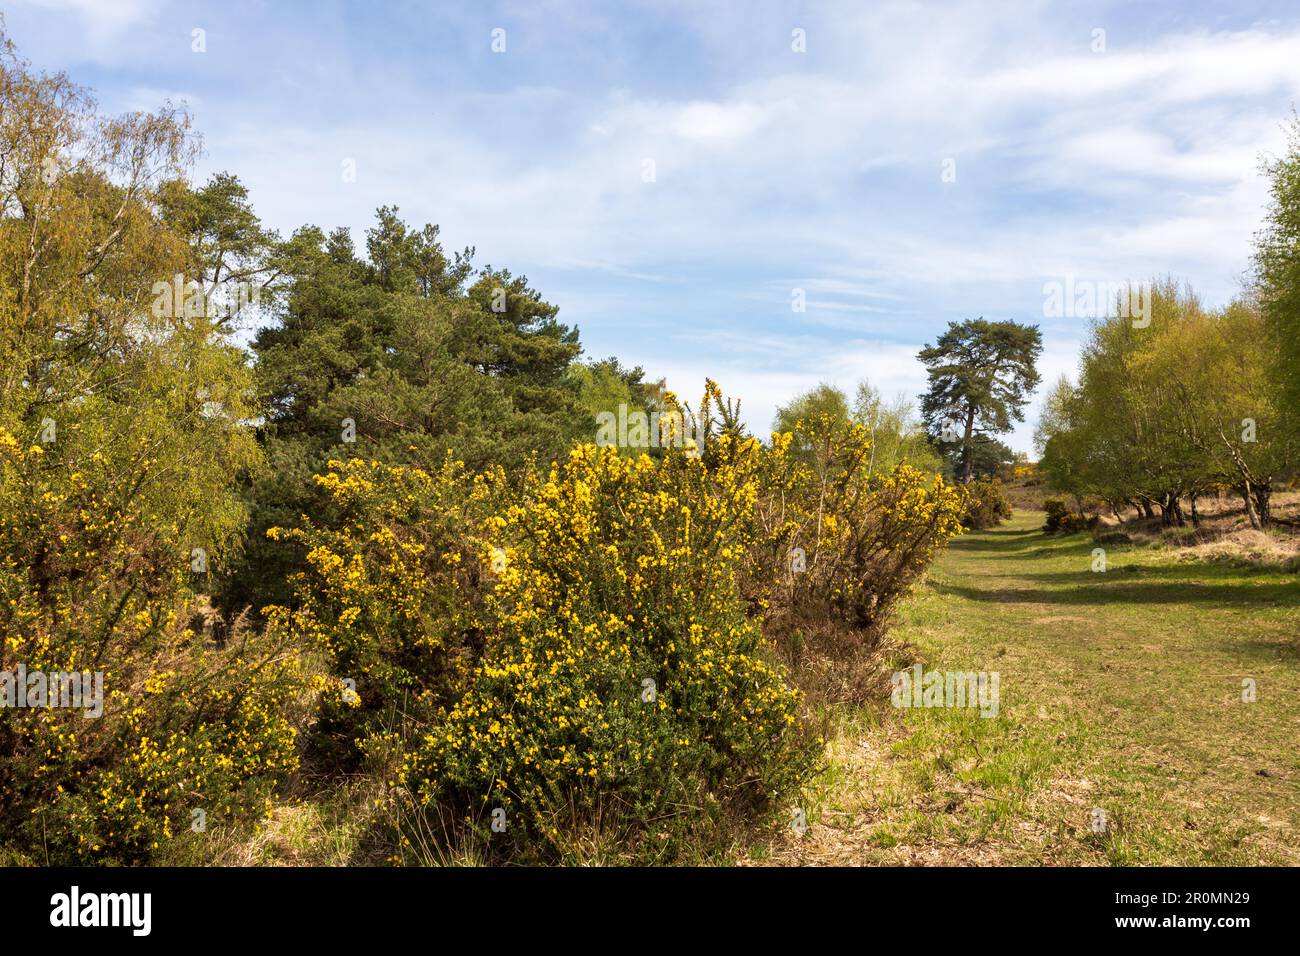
xmin=6 ymin=0 xmax=1300 ymax=451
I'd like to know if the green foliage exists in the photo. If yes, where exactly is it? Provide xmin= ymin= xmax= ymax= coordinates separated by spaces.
xmin=1043 ymin=498 xmax=1092 ymax=534
xmin=852 ymin=380 xmax=947 ymax=476
xmin=0 ymin=36 xmax=312 ymax=864
xmin=1034 ymin=280 xmax=1293 ymax=528
xmin=1255 ymin=112 xmax=1300 ymax=453
xmin=959 ymin=478 xmax=1013 ymax=530
xmin=918 ymin=318 xmax=1043 ymax=483
xmin=156 ymin=171 xmax=283 ymax=329
xmin=773 ymin=382 xmax=852 ymax=436
xmin=959 ymin=435 xmax=1017 ymax=482
xmin=1034 ymin=376 xmax=1089 ymax=501
xmin=774 ymin=379 xmax=944 ymax=476
xmin=569 ymin=357 xmax=671 ymax=457
xmin=221 ymin=207 xmax=588 ymax=618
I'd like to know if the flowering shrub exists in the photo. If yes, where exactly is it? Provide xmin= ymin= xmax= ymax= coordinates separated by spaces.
xmin=724 ymin=400 xmax=967 ymax=707
xmin=0 ymin=419 xmax=313 ymax=864
xmin=959 ymin=478 xmax=1013 ymax=530
xmin=263 ymin=458 xmax=500 ymax=768
xmin=274 ymin=383 xmax=965 ymax=860
xmin=276 ymin=445 xmax=816 ymax=860
xmin=746 ymin=403 xmax=967 ymax=632
xmin=416 ymin=444 xmax=817 ymax=856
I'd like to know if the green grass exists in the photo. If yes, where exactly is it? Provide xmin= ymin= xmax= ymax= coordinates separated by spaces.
xmin=761 ymin=510 xmax=1300 ymax=865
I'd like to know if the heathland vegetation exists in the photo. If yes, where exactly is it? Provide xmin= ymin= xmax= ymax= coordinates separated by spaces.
xmin=1 ymin=27 xmax=1296 ymax=867
xmin=0 ymin=29 xmax=970 ymax=864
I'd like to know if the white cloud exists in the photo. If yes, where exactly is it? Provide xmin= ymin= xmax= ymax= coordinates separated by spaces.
xmin=16 ymin=0 xmax=156 ymax=34
xmin=669 ymin=100 xmax=771 ymax=142
xmin=7 ymin=0 xmax=164 ymax=62
xmin=12 ymin=0 xmax=1294 ymax=455
xmin=981 ymin=29 xmax=1300 ymax=105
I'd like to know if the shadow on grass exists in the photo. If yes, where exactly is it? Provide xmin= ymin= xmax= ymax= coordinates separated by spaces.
xmin=949 ymin=527 xmax=1045 ymax=555
xmin=932 ymin=578 xmax=1300 ymax=609
xmin=1023 ymin=564 xmax=1300 ymax=584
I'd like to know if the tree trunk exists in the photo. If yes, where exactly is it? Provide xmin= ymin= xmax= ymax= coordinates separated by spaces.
xmin=1254 ymin=483 xmax=1271 ymax=528
xmin=1141 ymin=498 xmax=1155 ymax=520
xmin=960 ymin=404 xmax=976 ymax=484
xmin=1189 ymin=493 xmax=1200 ymax=528
xmin=1240 ymin=485 xmax=1261 ymax=530
xmin=1160 ymin=493 xmax=1185 ymax=527
xmin=1219 ymin=425 xmax=1263 ymax=530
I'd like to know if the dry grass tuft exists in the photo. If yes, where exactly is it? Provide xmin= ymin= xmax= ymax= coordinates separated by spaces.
xmin=764 ymin=611 xmax=896 ymax=711
xmin=1090 ymin=489 xmax=1300 ymax=571
xmin=1173 ymin=528 xmax=1300 ymax=571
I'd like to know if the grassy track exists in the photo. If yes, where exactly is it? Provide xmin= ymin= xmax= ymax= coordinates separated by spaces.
xmin=756 ymin=510 xmax=1300 ymax=865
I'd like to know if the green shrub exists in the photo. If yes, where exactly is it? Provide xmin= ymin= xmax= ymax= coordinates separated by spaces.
xmin=959 ymin=478 xmax=1014 ymax=530
xmin=0 ymin=417 xmax=313 ymax=865
xmin=270 ymin=382 xmax=968 ymax=863
xmin=272 ymin=444 xmax=818 ymax=862
xmin=1043 ymin=498 xmax=1093 ymax=533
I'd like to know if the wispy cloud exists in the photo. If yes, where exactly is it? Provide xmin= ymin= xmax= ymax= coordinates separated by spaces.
xmin=5 ymin=0 xmax=1296 ymax=450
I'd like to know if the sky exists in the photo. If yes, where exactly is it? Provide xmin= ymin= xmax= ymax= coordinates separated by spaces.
xmin=5 ymin=0 xmax=1300 ymax=452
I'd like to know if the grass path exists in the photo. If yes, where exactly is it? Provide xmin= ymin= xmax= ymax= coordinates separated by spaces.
xmin=756 ymin=510 xmax=1300 ymax=866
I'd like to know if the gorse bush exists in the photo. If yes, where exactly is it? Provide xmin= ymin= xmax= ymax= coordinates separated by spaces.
xmin=275 ymin=435 xmax=818 ymax=860
xmin=415 ymin=440 xmax=818 ymax=858
xmin=263 ymin=456 xmax=500 ymax=767
xmin=749 ymin=406 xmax=966 ymax=633
xmin=273 ymin=384 xmax=964 ymax=861
xmin=1043 ymin=498 xmax=1092 ymax=534
xmin=0 ymin=406 xmax=311 ymax=864
xmin=744 ymin=404 xmax=966 ymax=706
xmin=959 ymin=478 xmax=1013 ymax=530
